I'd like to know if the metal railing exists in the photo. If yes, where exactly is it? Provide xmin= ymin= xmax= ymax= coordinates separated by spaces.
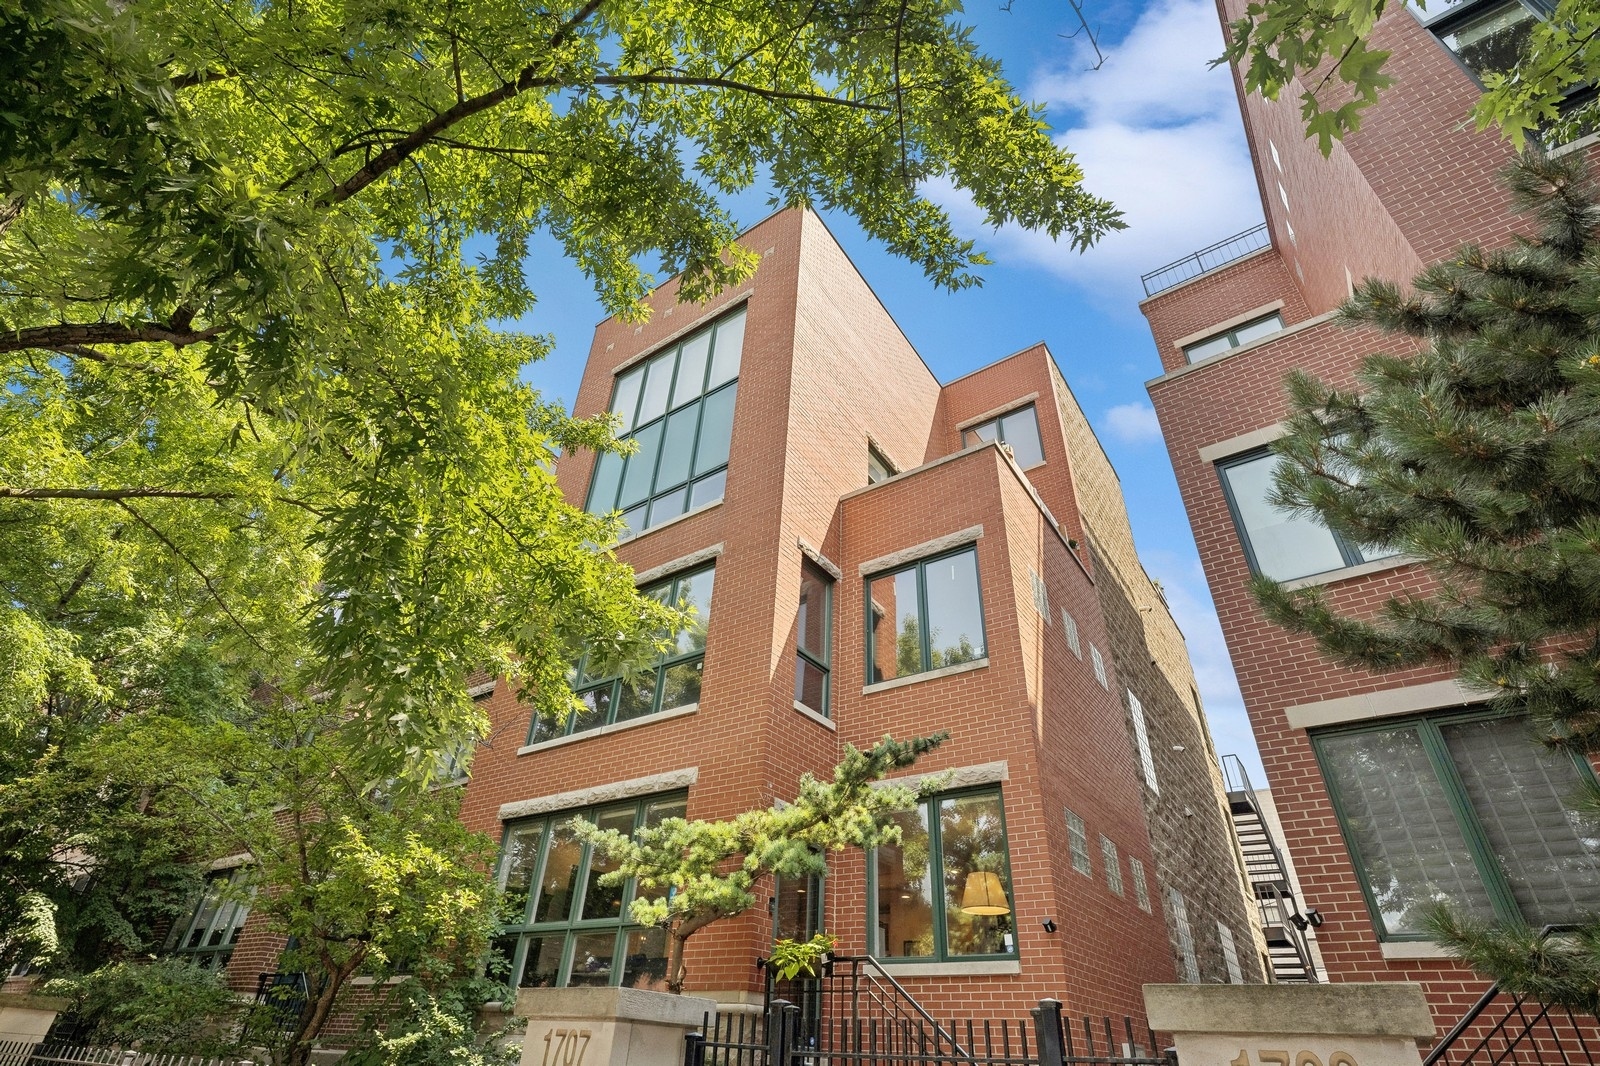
xmin=1141 ymin=224 xmax=1270 ymax=297
xmin=0 ymin=1043 xmax=255 ymax=1065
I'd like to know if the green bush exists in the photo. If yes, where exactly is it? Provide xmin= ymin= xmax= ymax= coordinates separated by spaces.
xmin=43 ymin=958 xmax=243 ymax=1055
xmin=342 ymin=975 xmax=517 ymax=1066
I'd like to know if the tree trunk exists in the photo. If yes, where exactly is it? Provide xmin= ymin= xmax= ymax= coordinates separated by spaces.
xmin=285 ymin=950 xmax=364 ymax=1066
xmin=666 ymin=927 xmax=689 ymax=995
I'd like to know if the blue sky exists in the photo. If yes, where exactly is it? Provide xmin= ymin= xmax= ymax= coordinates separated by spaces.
xmin=513 ymin=0 xmax=1271 ymax=781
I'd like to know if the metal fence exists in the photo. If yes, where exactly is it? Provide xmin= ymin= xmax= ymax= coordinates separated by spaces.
xmin=1424 ymin=986 xmax=1600 ymax=1066
xmin=0 ymin=1041 xmax=254 ymax=1066
xmin=1140 ymin=224 xmax=1271 ymax=297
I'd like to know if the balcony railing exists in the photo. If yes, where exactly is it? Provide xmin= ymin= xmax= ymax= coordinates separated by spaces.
xmin=1141 ymin=223 xmax=1270 ymax=297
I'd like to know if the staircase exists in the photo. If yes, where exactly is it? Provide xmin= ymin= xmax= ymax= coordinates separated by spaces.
xmin=1222 ymin=755 xmax=1319 ymax=983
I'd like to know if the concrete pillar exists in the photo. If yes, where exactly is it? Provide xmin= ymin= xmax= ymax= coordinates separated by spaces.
xmin=0 ymin=992 xmax=69 ymax=1046
xmin=1144 ymin=983 xmax=1436 ymax=1066
xmin=516 ymin=987 xmax=715 ymax=1066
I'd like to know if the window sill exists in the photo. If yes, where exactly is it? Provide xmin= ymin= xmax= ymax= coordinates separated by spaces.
xmin=877 ymin=959 xmax=1021 ymax=977
xmin=862 ymin=657 xmax=989 ymax=695
xmin=349 ymin=976 xmax=410 ymax=986
xmin=518 ymin=703 xmax=699 ymax=755
xmin=792 ymin=701 xmax=836 ymax=731
xmin=616 ymin=498 xmax=723 ymax=545
xmin=1280 ymin=554 xmax=1417 ymax=591
xmin=1380 ymin=940 xmax=1453 ymax=961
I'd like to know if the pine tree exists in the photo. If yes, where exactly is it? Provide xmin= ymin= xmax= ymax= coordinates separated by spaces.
xmin=1253 ymin=151 xmax=1600 ymax=1007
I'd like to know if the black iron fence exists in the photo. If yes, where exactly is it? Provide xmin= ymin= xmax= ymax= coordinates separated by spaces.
xmin=1140 ymin=224 xmax=1271 ymax=297
xmin=0 ymin=1042 xmax=254 ymax=1066
xmin=1424 ymin=985 xmax=1600 ymax=1066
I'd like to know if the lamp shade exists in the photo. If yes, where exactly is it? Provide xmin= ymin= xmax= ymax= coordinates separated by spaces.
xmin=959 ymin=871 xmax=1011 ymax=916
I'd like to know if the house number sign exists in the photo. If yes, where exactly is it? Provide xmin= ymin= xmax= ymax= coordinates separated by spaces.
xmin=541 ymin=1027 xmax=593 ymax=1066
xmin=1232 ymin=1051 xmax=1358 ymax=1066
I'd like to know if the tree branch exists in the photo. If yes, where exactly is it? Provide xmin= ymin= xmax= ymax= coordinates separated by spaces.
xmin=0 ymin=487 xmax=235 ymax=501
xmin=114 ymin=500 xmax=267 ymax=653
xmin=0 ymin=317 xmax=222 ymax=355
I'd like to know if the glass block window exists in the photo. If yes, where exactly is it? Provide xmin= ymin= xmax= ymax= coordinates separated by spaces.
xmin=1217 ymin=921 xmax=1243 ymax=983
xmin=1166 ymin=887 xmax=1199 ymax=982
xmin=494 ymin=794 xmax=686 ymax=990
xmin=1217 ymin=448 xmax=1402 ymax=583
xmin=531 ymin=566 xmax=713 ymax=745
xmin=962 ymin=404 xmax=1045 ymax=468
xmin=1090 ymin=644 xmax=1108 ymax=689
xmin=871 ymin=789 xmax=1016 ymax=962
xmin=165 ymin=867 xmax=252 ymax=970
xmin=1182 ymin=312 xmax=1284 ymax=363
xmin=1128 ymin=690 xmax=1160 ymax=795
xmin=1061 ymin=609 xmax=1081 ymax=658
xmin=1065 ymin=808 xmax=1092 ymax=876
xmin=1030 ymin=570 xmax=1051 ymax=621
xmin=1315 ymin=708 xmax=1600 ymax=939
xmin=586 ymin=309 xmax=745 ymax=539
xmin=1101 ymin=836 xmax=1123 ymax=897
xmin=1130 ymin=858 xmax=1152 ymax=912
xmin=867 ymin=547 xmax=986 ymax=684
xmin=794 ymin=559 xmax=832 ymax=717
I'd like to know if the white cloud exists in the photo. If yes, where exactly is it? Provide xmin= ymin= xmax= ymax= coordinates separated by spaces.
xmin=1103 ymin=400 xmax=1164 ymax=444
xmin=933 ymin=0 xmax=1265 ymax=304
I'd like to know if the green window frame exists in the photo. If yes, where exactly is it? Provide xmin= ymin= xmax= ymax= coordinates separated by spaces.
xmin=868 ymin=787 xmax=1017 ymax=963
xmin=794 ymin=559 xmax=832 ymax=718
xmin=585 ymin=309 xmax=745 ymax=539
xmin=1181 ymin=312 xmax=1284 ymax=363
xmin=1313 ymin=707 xmax=1600 ymax=941
xmin=865 ymin=546 xmax=986 ymax=685
xmin=961 ymin=404 xmax=1044 ymax=468
xmin=493 ymin=793 xmax=687 ymax=990
xmin=164 ymin=867 xmax=252 ymax=971
xmin=529 ymin=566 xmax=714 ymax=745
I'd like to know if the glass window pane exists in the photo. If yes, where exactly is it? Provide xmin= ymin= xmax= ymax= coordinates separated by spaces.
xmin=573 ymin=686 xmax=611 ymax=733
xmin=644 ymin=798 xmax=687 ymax=828
xmin=502 ymin=824 xmax=545 ymax=922
xmin=1232 ymin=313 xmax=1284 ymax=345
xmin=658 ymin=660 xmax=702 ymax=711
xmin=587 ymin=450 xmax=624 ymax=514
xmin=1220 ymin=452 xmax=1347 ymax=581
xmin=622 ymin=928 xmax=670 ymax=991
xmin=693 ymin=384 xmax=736 ymax=477
xmin=614 ymin=672 xmax=658 ymax=722
xmin=568 ymin=931 xmax=619 ymax=987
xmin=618 ymin=421 xmax=663 ymax=510
xmin=689 ymin=471 xmax=725 ymax=510
xmin=636 ymin=354 xmax=673 ymax=427
xmin=654 ymin=405 xmax=698 ymax=491
xmin=208 ymin=899 xmax=238 ymax=946
xmin=1000 ymin=406 xmax=1044 ymax=468
xmin=672 ymin=333 xmax=711 ymax=409
xmin=942 ymin=793 xmax=1014 ymax=957
xmin=1320 ymin=727 xmax=1496 ymax=936
xmin=1183 ymin=335 xmax=1234 ymax=362
xmin=534 ymin=822 xmax=583 ymax=924
xmin=674 ymin=569 xmax=715 ymax=654
xmin=580 ymin=807 xmax=637 ymax=921
xmin=966 ymin=421 xmax=998 ymax=445
xmin=868 ymin=448 xmax=893 ymax=484
xmin=648 ymin=490 xmax=687 ymax=527
xmin=618 ymin=504 xmax=647 ymax=541
xmin=868 ymin=569 xmax=917 ymax=682
xmin=707 ymin=309 xmax=745 ymax=389
xmin=518 ymin=935 xmax=563 ymax=988
xmin=797 ymin=562 xmax=829 ymax=657
xmin=611 ymin=367 xmax=644 ymax=431
xmin=925 ymin=550 xmax=985 ymax=668
xmin=1442 ymin=0 xmax=1537 ymax=78
xmin=876 ymin=808 xmax=934 ymax=957
xmin=795 ymin=658 xmax=827 ymax=714
xmin=187 ymin=882 xmax=222 ymax=948
xmin=1442 ymin=717 xmax=1600 ymax=925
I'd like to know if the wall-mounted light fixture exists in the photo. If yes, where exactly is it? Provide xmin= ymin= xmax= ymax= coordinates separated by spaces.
xmin=1042 ymin=918 xmax=1059 ymax=934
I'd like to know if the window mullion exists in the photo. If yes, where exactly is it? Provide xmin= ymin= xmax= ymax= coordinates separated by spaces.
xmin=1418 ymin=717 xmax=1525 ymax=923
xmin=917 ymin=563 xmax=932 ymax=672
xmin=928 ymin=797 xmax=947 ymax=960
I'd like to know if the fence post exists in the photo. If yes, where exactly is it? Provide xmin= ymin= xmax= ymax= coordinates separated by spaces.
xmin=684 ymin=1030 xmax=706 ymax=1066
xmin=769 ymin=1000 xmax=798 ymax=1066
xmin=1032 ymin=1000 xmax=1066 ymax=1066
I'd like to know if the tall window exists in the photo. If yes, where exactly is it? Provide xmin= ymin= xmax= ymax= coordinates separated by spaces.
xmin=165 ymin=868 xmax=252 ymax=971
xmin=1166 ymin=887 xmax=1199 ymax=982
xmin=795 ymin=560 xmax=832 ymax=717
xmin=1315 ymin=708 xmax=1600 ymax=939
xmin=1065 ymin=808 xmax=1092 ymax=876
xmin=585 ymin=310 xmax=744 ymax=539
xmin=868 ymin=445 xmax=896 ymax=485
xmin=1090 ymin=644 xmax=1108 ymax=689
xmin=531 ymin=567 xmax=714 ymax=744
xmin=1217 ymin=448 xmax=1400 ymax=582
xmin=494 ymin=794 xmax=686 ymax=990
xmin=1129 ymin=857 xmax=1152 ymax=912
xmin=1127 ymin=690 xmax=1159 ymax=794
xmin=962 ymin=405 xmax=1045 ymax=468
xmin=867 ymin=547 xmax=985 ymax=683
xmin=1061 ymin=609 xmax=1082 ymax=658
xmin=871 ymin=789 xmax=1016 ymax=961
xmin=1217 ymin=921 xmax=1243 ymax=984
xmin=1101 ymin=836 xmax=1123 ymax=897
xmin=1182 ymin=312 xmax=1284 ymax=363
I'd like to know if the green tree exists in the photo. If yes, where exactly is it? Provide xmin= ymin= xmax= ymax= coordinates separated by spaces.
xmin=573 ymin=733 xmax=947 ymax=994
xmin=1252 ymin=152 xmax=1600 ymax=1007
xmin=1220 ymin=0 xmax=1598 ymax=151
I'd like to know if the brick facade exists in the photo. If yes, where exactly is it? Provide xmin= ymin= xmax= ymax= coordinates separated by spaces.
xmin=1141 ymin=0 xmax=1600 ymax=1036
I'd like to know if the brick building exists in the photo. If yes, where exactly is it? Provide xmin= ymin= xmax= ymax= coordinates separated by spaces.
xmin=1138 ymin=0 xmax=1600 ymax=1035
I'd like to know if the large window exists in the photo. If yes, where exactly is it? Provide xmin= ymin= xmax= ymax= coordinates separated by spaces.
xmin=531 ymin=566 xmax=714 ymax=745
xmin=795 ymin=560 xmax=832 ymax=717
xmin=867 ymin=547 xmax=986 ymax=684
xmin=494 ymin=794 xmax=687 ymax=990
xmin=164 ymin=867 xmax=252 ymax=971
xmin=585 ymin=309 xmax=744 ymax=539
xmin=962 ymin=405 xmax=1045 ymax=468
xmin=1182 ymin=312 xmax=1284 ymax=363
xmin=1218 ymin=448 xmax=1400 ymax=582
xmin=870 ymin=789 xmax=1016 ymax=961
xmin=1315 ymin=709 xmax=1600 ymax=939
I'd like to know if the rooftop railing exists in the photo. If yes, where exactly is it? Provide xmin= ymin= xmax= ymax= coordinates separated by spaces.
xmin=1141 ymin=223 xmax=1270 ymax=297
